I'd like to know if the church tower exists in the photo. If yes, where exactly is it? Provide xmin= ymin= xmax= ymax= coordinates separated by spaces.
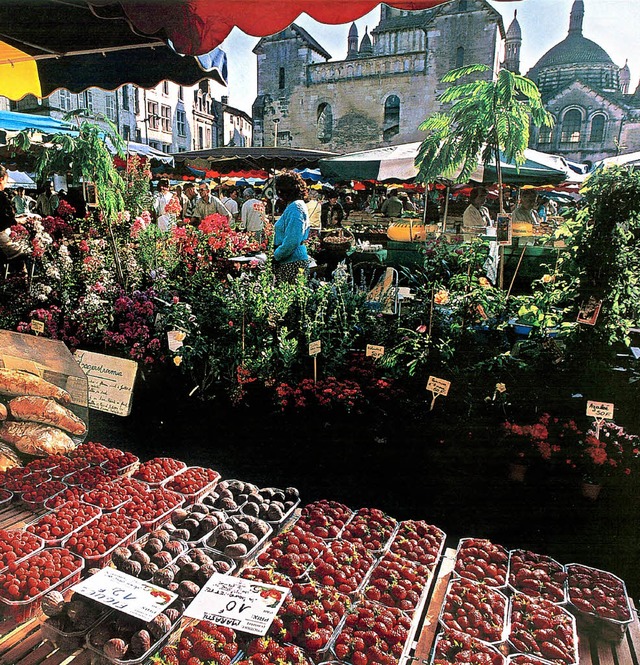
xmin=569 ymin=0 xmax=585 ymax=35
xmin=504 ymin=10 xmax=521 ymax=74
xmin=346 ymin=23 xmax=358 ymax=60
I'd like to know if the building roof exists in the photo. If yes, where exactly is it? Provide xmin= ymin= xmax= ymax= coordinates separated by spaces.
xmin=530 ymin=33 xmax=614 ymax=73
xmin=506 ymin=10 xmax=521 ymax=41
xmin=253 ymin=23 xmax=331 ymax=61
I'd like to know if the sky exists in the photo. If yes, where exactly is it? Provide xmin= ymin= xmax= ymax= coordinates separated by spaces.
xmin=218 ymin=0 xmax=640 ymax=115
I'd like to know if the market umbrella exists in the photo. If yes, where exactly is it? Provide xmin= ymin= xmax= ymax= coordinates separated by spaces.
xmin=0 ymin=1 xmax=227 ymax=101
xmin=592 ymin=151 xmax=640 ymax=169
xmin=173 ymin=147 xmax=337 ymax=175
xmin=319 ymin=142 xmax=485 ymax=183
xmin=0 ymin=110 xmax=78 ymax=138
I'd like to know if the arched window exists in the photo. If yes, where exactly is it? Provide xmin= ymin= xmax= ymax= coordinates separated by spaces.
xmin=590 ymin=114 xmax=606 ymax=142
xmin=456 ymin=47 xmax=464 ymax=68
xmin=317 ymin=103 xmax=333 ymax=143
xmin=538 ymin=126 xmax=552 ymax=144
xmin=383 ymin=95 xmax=400 ymax=141
xmin=561 ymin=110 xmax=582 ymax=143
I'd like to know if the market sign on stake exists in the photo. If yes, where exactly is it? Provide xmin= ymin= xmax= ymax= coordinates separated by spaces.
xmin=366 ymin=344 xmax=385 ymax=359
xmin=72 ymin=567 xmax=177 ymax=622
xmin=308 ymin=340 xmax=321 ymax=356
xmin=167 ymin=329 xmax=186 ymax=352
xmin=30 ymin=319 xmax=45 ymax=335
xmin=184 ymin=573 xmax=289 ymax=636
xmin=426 ymin=375 xmax=451 ymax=411
xmin=586 ymin=400 xmax=614 ymax=438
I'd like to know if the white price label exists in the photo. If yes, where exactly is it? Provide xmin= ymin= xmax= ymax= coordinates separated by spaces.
xmin=366 ymin=344 xmax=385 ymax=359
xmin=72 ymin=568 xmax=177 ymax=621
xmin=427 ymin=376 xmax=451 ymax=397
xmin=184 ymin=573 xmax=289 ymax=636
xmin=167 ymin=330 xmax=186 ymax=352
xmin=309 ymin=340 xmax=321 ymax=356
xmin=586 ymin=400 xmax=614 ymax=420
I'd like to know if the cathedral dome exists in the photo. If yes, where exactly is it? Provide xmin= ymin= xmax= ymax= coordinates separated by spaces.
xmin=531 ymin=33 xmax=614 ymax=71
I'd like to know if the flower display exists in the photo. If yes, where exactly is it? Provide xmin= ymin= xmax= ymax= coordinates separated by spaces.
xmin=579 ymin=422 xmax=640 ymax=483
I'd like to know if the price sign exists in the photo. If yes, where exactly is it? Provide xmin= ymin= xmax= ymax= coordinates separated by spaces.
xmin=185 ymin=573 xmax=289 ymax=636
xmin=72 ymin=567 xmax=177 ymax=621
xmin=308 ymin=340 xmax=321 ymax=356
xmin=427 ymin=376 xmax=450 ymax=397
xmin=30 ymin=320 xmax=45 ymax=335
xmin=167 ymin=330 xmax=186 ymax=352
xmin=366 ymin=344 xmax=385 ymax=359
xmin=586 ymin=401 xmax=614 ymax=420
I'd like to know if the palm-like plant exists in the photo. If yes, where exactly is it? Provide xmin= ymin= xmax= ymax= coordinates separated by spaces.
xmin=415 ymin=64 xmax=553 ymax=212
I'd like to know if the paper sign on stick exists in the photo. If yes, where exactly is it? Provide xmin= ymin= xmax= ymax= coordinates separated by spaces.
xmin=30 ymin=320 xmax=45 ymax=334
xmin=427 ymin=376 xmax=450 ymax=397
xmin=309 ymin=340 xmax=321 ymax=356
xmin=72 ymin=568 xmax=177 ymax=621
xmin=366 ymin=344 xmax=385 ymax=359
xmin=167 ymin=330 xmax=186 ymax=352
xmin=185 ymin=573 xmax=289 ymax=636
xmin=586 ymin=401 xmax=614 ymax=420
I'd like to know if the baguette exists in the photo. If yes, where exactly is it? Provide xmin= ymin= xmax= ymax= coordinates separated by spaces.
xmin=0 ymin=369 xmax=71 ymax=404
xmin=0 ymin=443 xmax=21 ymax=472
xmin=8 ymin=396 xmax=86 ymax=436
xmin=0 ymin=403 xmax=6 ymax=421
xmin=0 ymin=422 xmax=76 ymax=456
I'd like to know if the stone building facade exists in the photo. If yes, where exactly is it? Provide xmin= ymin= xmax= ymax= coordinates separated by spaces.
xmin=252 ymin=0 xmax=505 ymax=151
xmin=525 ymin=0 xmax=640 ymax=164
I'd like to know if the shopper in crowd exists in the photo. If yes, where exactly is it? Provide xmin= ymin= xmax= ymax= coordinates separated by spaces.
xmin=306 ymin=190 xmax=322 ymax=230
xmin=12 ymin=187 xmax=28 ymax=215
xmin=399 ymin=191 xmax=416 ymax=212
xmin=380 ymin=189 xmax=404 ymax=218
xmin=272 ymin=171 xmax=310 ymax=284
xmin=320 ymin=190 xmax=344 ymax=231
xmin=462 ymin=186 xmax=493 ymax=235
xmin=222 ymin=187 xmax=240 ymax=226
xmin=513 ymin=189 xmax=540 ymax=226
xmin=36 ymin=182 xmax=59 ymax=217
xmin=342 ymin=194 xmax=358 ymax=218
xmin=152 ymin=179 xmax=177 ymax=231
xmin=240 ymin=187 xmax=267 ymax=241
xmin=0 ymin=165 xmax=26 ymax=273
xmin=181 ymin=182 xmax=199 ymax=223
xmin=191 ymin=183 xmax=232 ymax=226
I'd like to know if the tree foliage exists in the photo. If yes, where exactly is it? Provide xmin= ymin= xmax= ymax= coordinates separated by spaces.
xmin=415 ymin=64 xmax=554 ymax=190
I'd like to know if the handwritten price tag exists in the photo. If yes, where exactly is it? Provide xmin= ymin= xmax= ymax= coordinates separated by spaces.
xmin=167 ymin=330 xmax=186 ymax=352
xmin=586 ymin=401 xmax=614 ymax=420
xmin=366 ymin=344 xmax=385 ymax=359
xmin=30 ymin=320 xmax=45 ymax=335
xmin=185 ymin=573 xmax=289 ymax=636
xmin=308 ymin=340 xmax=321 ymax=356
xmin=72 ymin=568 xmax=177 ymax=621
xmin=427 ymin=376 xmax=450 ymax=397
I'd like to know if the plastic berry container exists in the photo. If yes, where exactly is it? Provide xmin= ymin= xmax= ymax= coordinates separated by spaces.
xmin=566 ymin=562 xmax=633 ymax=642
xmin=388 ymin=520 xmax=447 ymax=573
xmin=49 ymin=458 xmax=90 ymax=480
xmin=0 ymin=488 xmax=12 ymax=507
xmin=82 ymin=481 xmax=133 ymax=512
xmin=26 ymin=501 xmax=102 ymax=547
xmin=63 ymin=465 xmax=112 ymax=488
xmin=101 ymin=452 xmax=140 ymax=478
xmin=21 ymin=480 xmax=68 ymax=511
xmin=162 ymin=466 xmax=221 ymax=505
xmin=0 ymin=529 xmax=45 ymax=573
xmin=431 ymin=628 xmax=506 ymax=665
xmin=44 ymin=485 xmax=87 ymax=510
xmin=0 ymin=548 xmax=85 ymax=624
xmin=120 ymin=488 xmax=185 ymax=534
xmin=453 ymin=537 xmax=510 ymax=590
xmin=506 ymin=656 xmax=555 ymax=665
xmin=240 ymin=486 xmax=301 ymax=534
xmin=4 ymin=469 xmax=51 ymax=493
xmin=339 ymin=507 xmax=398 ymax=554
xmin=201 ymin=520 xmax=273 ymax=568
xmin=25 ymin=455 xmax=67 ymax=473
xmin=508 ymin=549 xmax=567 ymax=605
xmin=66 ymin=513 xmax=140 ymax=570
xmin=133 ymin=457 xmax=187 ymax=487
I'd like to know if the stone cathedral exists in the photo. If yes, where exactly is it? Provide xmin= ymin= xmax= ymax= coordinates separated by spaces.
xmin=252 ymin=0 xmax=640 ymax=164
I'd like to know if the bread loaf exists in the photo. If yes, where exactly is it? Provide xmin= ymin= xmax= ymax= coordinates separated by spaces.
xmin=0 ymin=443 xmax=21 ymax=471
xmin=9 ymin=396 xmax=86 ymax=436
xmin=0 ymin=369 xmax=71 ymax=404
xmin=0 ymin=422 xmax=76 ymax=456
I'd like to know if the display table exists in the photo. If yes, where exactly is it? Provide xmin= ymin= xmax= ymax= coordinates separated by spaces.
xmin=1 ymin=495 xmax=639 ymax=665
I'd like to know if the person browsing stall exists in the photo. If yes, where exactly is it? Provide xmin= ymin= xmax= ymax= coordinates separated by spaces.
xmin=240 ymin=187 xmax=267 ymax=241
xmin=380 ymin=189 xmax=404 ymax=218
xmin=0 ymin=165 xmax=26 ymax=272
xmin=191 ymin=183 xmax=232 ymax=225
xmin=462 ymin=186 xmax=493 ymax=235
xmin=272 ymin=171 xmax=311 ymax=284
xmin=320 ymin=191 xmax=344 ymax=230
xmin=513 ymin=189 xmax=540 ymax=226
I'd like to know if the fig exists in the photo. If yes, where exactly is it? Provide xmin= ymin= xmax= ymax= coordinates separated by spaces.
xmin=224 ymin=543 xmax=248 ymax=558
xmin=190 ymin=548 xmax=213 ymax=566
xmin=111 ymin=547 xmax=131 ymax=567
xmin=171 ymin=508 xmax=189 ymax=525
xmin=140 ymin=562 xmax=159 ymax=580
xmin=220 ymin=497 xmax=237 ymax=511
xmin=238 ymin=532 xmax=259 ymax=548
xmin=214 ymin=560 xmax=232 ymax=574
xmin=151 ymin=568 xmax=175 ymax=587
xmin=148 ymin=529 xmax=171 ymax=545
xmin=267 ymin=504 xmax=284 ymax=521
xmin=191 ymin=503 xmax=210 ymax=514
xmin=151 ymin=551 xmax=173 ymax=567
xmin=198 ymin=515 xmax=218 ymax=535
xmin=164 ymin=608 xmax=180 ymax=623
xmin=243 ymin=502 xmax=260 ymax=517
xmin=130 ymin=629 xmax=152 ymax=656
xmin=176 ymin=561 xmax=199 ymax=582
xmin=171 ymin=528 xmax=191 ymax=541
xmin=120 ymin=559 xmax=142 ymax=577
xmin=144 ymin=537 xmax=164 ymax=555
xmin=285 ymin=487 xmax=300 ymax=500
xmin=130 ymin=549 xmax=151 ymax=566
xmin=164 ymin=540 xmax=185 ymax=557
xmin=177 ymin=580 xmax=200 ymax=599
xmin=41 ymin=590 xmax=66 ymax=618
xmin=103 ymin=638 xmax=128 ymax=660
xmin=182 ymin=518 xmax=201 ymax=536
xmin=197 ymin=563 xmax=217 ymax=585
xmin=215 ymin=529 xmax=238 ymax=547
xmin=146 ymin=612 xmax=172 ymax=639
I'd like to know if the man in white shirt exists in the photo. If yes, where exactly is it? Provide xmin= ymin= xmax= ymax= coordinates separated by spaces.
xmin=240 ymin=188 xmax=267 ymax=241
xmin=222 ymin=188 xmax=240 ymax=227
xmin=462 ymin=186 xmax=493 ymax=235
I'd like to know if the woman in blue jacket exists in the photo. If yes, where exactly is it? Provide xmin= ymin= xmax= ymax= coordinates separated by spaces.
xmin=273 ymin=171 xmax=310 ymax=283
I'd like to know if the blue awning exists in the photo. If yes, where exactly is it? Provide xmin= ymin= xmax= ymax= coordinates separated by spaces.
xmin=0 ymin=110 xmax=77 ymax=136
